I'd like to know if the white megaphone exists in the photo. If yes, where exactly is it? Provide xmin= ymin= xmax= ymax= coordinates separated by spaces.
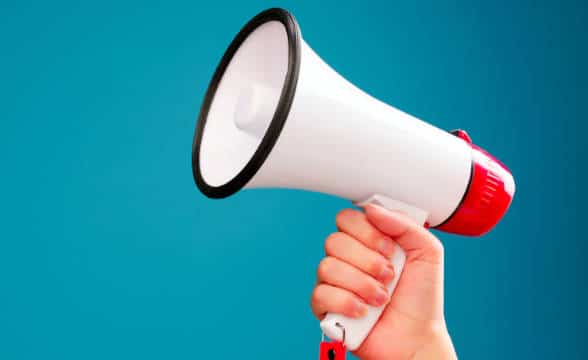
xmin=191 ymin=8 xmax=515 ymax=351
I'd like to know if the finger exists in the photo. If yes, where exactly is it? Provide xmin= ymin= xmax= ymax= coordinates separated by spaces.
xmin=364 ymin=204 xmax=444 ymax=263
xmin=310 ymin=283 xmax=368 ymax=319
xmin=324 ymin=231 xmax=395 ymax=284
xmin=335 ymin=209 xmax=397 ymax=257
xmin=317 ymin=256 xmax=389 ymax=306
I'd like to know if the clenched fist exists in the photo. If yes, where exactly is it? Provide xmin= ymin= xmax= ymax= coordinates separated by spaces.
xmin=310 ymin=204 xmax=457 ymax=360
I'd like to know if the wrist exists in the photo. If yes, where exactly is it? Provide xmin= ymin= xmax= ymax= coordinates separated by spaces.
xmin=411 ymin=322 xmax=457 ymax=360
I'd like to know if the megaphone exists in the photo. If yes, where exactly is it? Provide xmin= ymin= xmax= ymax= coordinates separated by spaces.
xmin=191 ymin=8 xmax=515 ymax=351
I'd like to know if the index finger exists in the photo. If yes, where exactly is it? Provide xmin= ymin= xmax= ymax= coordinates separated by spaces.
xmin=335 ymin=208 xmax=397 ymax=258
xmin=364 ymin=204 xmax=444 ymax=264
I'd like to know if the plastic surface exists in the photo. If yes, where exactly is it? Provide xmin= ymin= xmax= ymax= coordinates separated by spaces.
xmin=319 ymin=341 xmax=346 ymax=360
xmin=320 ymin=195 xmax=427 ymax=351
xmin=245 ymin=38 xmax=472 ymax=227
xmin=437 ymin=135 xmax=515 ymax=235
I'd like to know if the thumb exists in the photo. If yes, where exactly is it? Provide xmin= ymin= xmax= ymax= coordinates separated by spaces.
xmin=364 ymin=204 xmax=444 ymax=264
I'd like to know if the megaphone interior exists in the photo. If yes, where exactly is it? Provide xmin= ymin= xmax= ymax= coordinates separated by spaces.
xmin=192 ymin=8 xmax=515 ymax=351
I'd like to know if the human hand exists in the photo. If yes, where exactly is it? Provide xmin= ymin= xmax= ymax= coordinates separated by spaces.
xmin=310 ymin=205 xmax=457 ymax=360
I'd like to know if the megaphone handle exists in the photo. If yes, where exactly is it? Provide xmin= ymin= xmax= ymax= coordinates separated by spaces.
xmin=320 ymin=195 xmax=428 ymax=351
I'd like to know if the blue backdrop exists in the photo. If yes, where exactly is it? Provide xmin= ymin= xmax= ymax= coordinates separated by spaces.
xmin=1 ymin=0 xmax=586 ymax=359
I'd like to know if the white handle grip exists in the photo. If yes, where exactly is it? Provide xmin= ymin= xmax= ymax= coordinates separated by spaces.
xmin=320 ymin=195 xmax=428 ymax=351
xmin=320 ymin=244 xmax=406 ymax=350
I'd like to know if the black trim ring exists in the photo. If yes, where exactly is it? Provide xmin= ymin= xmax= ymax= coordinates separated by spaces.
xmin=192 ymin=8 xmax=301 ymax=198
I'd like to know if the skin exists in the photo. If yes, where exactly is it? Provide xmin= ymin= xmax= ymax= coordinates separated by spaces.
xmin=310 ymin=204 xmax=458 ymax=360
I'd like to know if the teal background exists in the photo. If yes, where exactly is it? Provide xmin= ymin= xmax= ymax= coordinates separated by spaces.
xmin=1 ymin=0 xmax=586 ymax=359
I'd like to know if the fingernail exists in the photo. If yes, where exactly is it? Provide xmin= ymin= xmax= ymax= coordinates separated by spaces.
xmin=378 ymin=263 xmax=395 ymax=284
xmin=371 ymin=286 xmax=389 ymax=306
xmin=378 ymin=237 xmax=395 ymax=256
xmin=353 ymin=300 xmax=369 ymax=317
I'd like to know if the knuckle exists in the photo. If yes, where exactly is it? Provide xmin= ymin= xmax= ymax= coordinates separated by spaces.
xmin=324 ymin=232 xmax=342 ymax=255
xmin=431 ymin=239 xmax=444 ymax=257
xmin=369 ymin=258 xmax=384 ymax=277
xmin=342 ymin=295 xmax=357 ymax=314
xmin=365 ymin=227 xmax=382 ymax=245
xmin=310 ymin=286 xmax=323 ymax=306
xmin=422 ymin=229 xmax=444 ymax=257
xmin=359 ymin=279 xmax=380 ymax=298
xmin=317 ymin=257 xmax=334 ymax=279
xmin=335 ymin=209 xmax=355 ymax=227
xmin=310 ymin=286 xmax=328 ymax=318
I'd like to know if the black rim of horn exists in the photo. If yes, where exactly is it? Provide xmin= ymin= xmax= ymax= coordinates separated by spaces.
xmin=192 ymin=8 xmax=301 ymax=199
